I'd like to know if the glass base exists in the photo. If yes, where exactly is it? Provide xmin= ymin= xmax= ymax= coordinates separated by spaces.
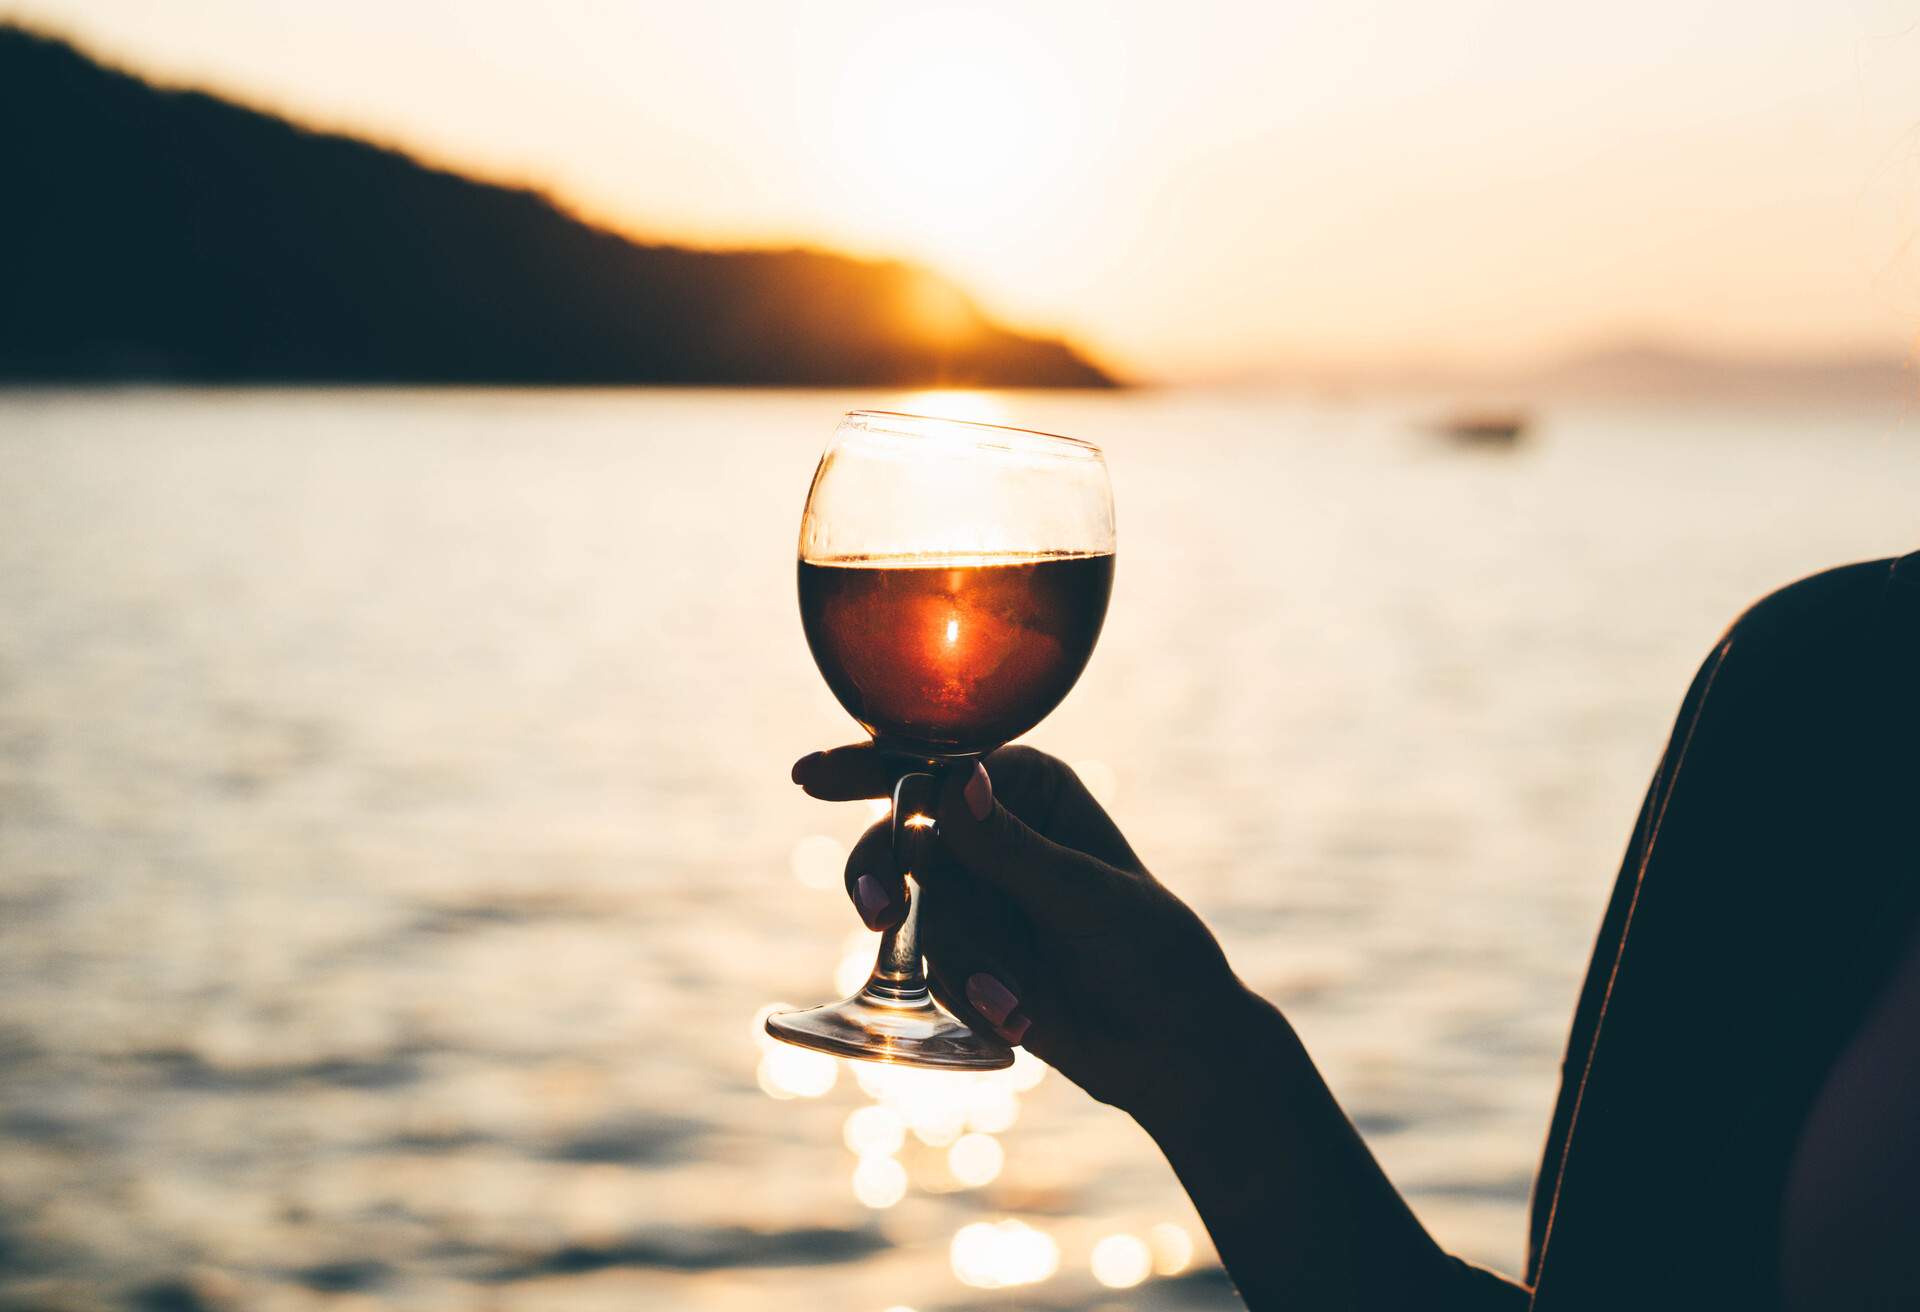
xmin=768 ymin=773 xmax=1011 ymax=1071
xmin=766 ymin=986 xmax=1013 ymax=1070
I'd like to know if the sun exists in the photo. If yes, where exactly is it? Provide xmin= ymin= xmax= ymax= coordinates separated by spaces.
xmin=891 ymin=389 xmax=1014 ymax=423
xmin=831 ymin=9 xmax=1077 ymax=247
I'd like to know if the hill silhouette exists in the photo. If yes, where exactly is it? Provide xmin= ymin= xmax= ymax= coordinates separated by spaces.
xmin=0 ymin=26 xmax=1113 ymax=387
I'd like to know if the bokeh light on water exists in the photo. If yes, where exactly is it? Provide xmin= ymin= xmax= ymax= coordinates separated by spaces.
xmin=946 ymin=1132 xmax=1004 ymax=1187
xmin=1092 ymin=1232 xmax=1154 ymax=1289
xmin=843 ymin=1104 xmax=907 ymax=1156
xmin=851 ymin=1154 xmax=909 ymax=1209
xmin=751 ymin=934 xmax=1210 ymax=1301
xmin=789 ymin=833 xmax=848 ymax=890
xmin=1151 ymin=1219 xmax=1196 ymax=1275
xmin=950 ymin=1219 xmax=1060 ymax=1289
xmin=834 ymin=930 xmax=877 ymax=998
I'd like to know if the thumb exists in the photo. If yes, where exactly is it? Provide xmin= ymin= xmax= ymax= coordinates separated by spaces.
xmin=934 ymin=760 xmax=1132 ymax=929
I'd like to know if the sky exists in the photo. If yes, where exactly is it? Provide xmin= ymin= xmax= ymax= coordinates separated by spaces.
xmin=13 ymin=0 xmax=1920 ymax=381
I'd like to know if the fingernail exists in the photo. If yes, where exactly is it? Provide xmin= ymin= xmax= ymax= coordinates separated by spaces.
xmin=966 ymin=971 xmax=1018 ymax=1025
xmin=854 ymin=874 xmax=895 ymax=929
xmin=790 ymin=753 xmax=822 ymax=784
xmin=996 ymin=1013 xmax=1031 ymax=1045
xmin=964 ymin=763 xmax=992 ymax=821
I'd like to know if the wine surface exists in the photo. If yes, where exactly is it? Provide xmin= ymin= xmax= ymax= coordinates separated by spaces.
xmin=799 ymin=552 xmax=1113 ymax=757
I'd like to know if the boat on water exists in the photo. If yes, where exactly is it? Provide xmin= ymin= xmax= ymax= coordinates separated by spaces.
xmin=1433 ymin=410 xmax=1529 ymax=447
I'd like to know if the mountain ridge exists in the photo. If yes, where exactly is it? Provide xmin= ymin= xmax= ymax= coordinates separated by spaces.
xmin=0 ymin=25 xmax=1115 ymax=388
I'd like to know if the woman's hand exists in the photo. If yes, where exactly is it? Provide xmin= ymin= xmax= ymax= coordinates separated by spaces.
xmin=790 ymin=743 xmax=1255 ymax=1120
xmin=795 ymin=743 xmax=1527 ymax=1309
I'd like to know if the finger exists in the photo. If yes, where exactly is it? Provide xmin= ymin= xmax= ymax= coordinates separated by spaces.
xmin=928 ymin=973 xmax=993 ymax=1038
xmin=791 ymin=744 xmax=906 ymax=801
xmin=921 ymin=904 xmax=1045 ymax=1050
xmin=929 ymin=950 xmax=1057 ymax=1054
xmin=929 ymin=964 xmax=1037 ymax=1049
xmin=841 ymin=819 xmax=905 ymax=931
xmin=934 ymin=760 xmax=1135 ymax=930
xmin=846 ymin=797 xmax=1022 ymax=938
xmin=986 ymin=745 xmax=1147 ymax=876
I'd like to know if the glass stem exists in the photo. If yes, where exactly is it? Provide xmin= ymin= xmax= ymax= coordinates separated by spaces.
xmin=862 ymin=769 xmax=941 ymax=1002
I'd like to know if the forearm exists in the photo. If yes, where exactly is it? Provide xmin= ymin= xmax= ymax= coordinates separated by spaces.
xmin=1133 ymin=986 xmax=1530 ymax=1311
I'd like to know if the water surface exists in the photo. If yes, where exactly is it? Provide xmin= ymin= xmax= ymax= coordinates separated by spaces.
xmin=2 ymin=386 xmax=1915 ymax=1309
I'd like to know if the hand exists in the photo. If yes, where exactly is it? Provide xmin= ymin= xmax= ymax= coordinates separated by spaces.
xmin=795 ymin=745 xmax=1518 ymax=1310
xmin=790 ymin=743 xmax=1253 ymax=1120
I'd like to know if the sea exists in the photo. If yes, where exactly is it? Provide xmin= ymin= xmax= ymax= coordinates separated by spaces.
xmin=2 ymin=385 xmax=1916 ymax=1311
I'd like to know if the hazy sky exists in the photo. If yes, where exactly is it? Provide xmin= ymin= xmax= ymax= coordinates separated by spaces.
xmin=14 ymin=0 xmax=1920 ymax=380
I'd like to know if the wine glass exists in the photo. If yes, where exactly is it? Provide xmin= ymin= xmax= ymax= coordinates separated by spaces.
xmin=767 ymin=410 xmax=1115 ymax=1070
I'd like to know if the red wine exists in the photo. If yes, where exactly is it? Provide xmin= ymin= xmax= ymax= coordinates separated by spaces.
xmin=799 ymin=552 xmax=1113 ymax=757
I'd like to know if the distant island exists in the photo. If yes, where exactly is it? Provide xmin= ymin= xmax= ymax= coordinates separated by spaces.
xmin=1528 ymin=340 xmax=1913 ymax=402
xmin=0 ymin=26 xmax=1114 ymax=388
xmin=1253 ymin=339 xmax=1914 ymax=404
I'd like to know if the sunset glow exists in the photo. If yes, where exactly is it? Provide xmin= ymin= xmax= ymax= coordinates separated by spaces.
xmin=830 ymin=10 xmax=1077 ymax=250
xmin=16 ymin=0 xmax=1919 ymax=379
xmin=896 ymin=390 xmax=1014 ymax=423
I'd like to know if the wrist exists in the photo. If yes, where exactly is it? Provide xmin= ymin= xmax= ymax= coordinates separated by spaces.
xmin=1124 ymin=980 xmax=1302 ymax=1138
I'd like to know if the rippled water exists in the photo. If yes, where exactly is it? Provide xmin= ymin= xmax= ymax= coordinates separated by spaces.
xmin=1 ymin=386 xmax=1915 ymax=1310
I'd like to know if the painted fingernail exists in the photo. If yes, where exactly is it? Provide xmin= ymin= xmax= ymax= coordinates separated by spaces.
xmin=854 ymin=874 xmax=895 ymax=929
xmin=966 ymin=971 xmax=1018 ymax=1025
xmin=965 ymin=763 xmax=993 ymax=821
xmin=997 ymin=1013 xmax=1031 ymax=1045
